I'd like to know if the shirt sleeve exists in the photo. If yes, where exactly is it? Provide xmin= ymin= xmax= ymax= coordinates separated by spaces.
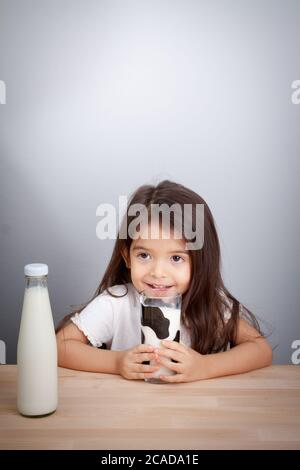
xmin=70 ymin=294 xmax=114 ymax=348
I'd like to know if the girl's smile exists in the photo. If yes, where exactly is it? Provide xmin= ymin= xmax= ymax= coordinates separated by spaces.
xmin=143 ymin=282 xmax=175 ymax=296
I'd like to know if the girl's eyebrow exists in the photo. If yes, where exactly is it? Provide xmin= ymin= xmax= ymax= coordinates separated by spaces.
xmin=132 ymin=245 xmax=188 ymax=254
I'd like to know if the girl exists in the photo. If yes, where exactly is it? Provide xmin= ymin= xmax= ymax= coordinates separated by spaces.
xmin=56 ymin=180 xmax=272 ymax=382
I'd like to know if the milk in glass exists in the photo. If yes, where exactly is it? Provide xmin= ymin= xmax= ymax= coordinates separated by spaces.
xmin=140 ymin=293 xmax=182 ymax=384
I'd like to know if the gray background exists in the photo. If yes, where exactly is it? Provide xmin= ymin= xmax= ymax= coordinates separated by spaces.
xmin=0 ymin=0 xmax=299 ymax=364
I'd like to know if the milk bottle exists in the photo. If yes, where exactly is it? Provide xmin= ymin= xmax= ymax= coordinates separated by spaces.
xmin=17 ymin=263 xmax=58 ymax=416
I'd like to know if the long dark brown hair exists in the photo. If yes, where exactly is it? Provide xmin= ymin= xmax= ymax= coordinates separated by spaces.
xmin=56 ymin=180 xmax=262 ymax=353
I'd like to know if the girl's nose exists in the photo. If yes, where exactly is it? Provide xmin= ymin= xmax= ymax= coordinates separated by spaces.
xmin=150 ymin=262 xmax=167 ymax=278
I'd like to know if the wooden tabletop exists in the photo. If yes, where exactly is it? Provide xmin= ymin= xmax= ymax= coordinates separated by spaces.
xmin=0 ymin=365 xmax=299 ymax=450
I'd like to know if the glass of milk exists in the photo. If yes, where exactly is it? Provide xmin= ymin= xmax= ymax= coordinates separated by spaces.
xmin=139 ymin=292 xmax=182 ymax=384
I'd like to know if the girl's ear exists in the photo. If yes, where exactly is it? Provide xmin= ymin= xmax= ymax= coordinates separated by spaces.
xmin=121 ymin=247 xmax=131 ymax=269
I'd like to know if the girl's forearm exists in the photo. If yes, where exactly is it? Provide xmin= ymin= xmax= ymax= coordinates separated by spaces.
xmin=57 ymin=339 xmax=122 ymax=374
xmin=202 ymin=339 xmax=273 ymax=380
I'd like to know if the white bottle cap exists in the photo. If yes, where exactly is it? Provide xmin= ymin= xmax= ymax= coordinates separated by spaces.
xmin=24 ymin=263 xmax=48 ymax=277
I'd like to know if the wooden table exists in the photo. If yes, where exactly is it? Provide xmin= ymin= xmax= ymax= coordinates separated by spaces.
xmin=0 ymin=365 xmax=299 ymax=450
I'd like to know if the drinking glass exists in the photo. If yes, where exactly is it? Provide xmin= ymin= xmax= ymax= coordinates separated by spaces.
xmin=140 ymin=292 xmax=182 ymax=384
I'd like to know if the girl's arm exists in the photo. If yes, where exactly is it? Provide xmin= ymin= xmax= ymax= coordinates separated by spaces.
xmin=155 ymin=318 xmax=273 ymax=382
xmin=203 ymin=318 xmax=273 ymax=379
xmin=56 ymin=322 xmax=160 ymax=379
xmin=56 ymin=322 xmax=122 ymax=374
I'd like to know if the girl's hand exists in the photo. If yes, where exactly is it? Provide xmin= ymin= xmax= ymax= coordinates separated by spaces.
xmin=155 ymin=340 xmax=207 ymax=383
xmin=117 ymin=344 xmax=161 ymax=380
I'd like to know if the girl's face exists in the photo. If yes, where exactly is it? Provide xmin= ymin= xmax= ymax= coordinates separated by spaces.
xmin=124 ymin=223 xmax=191 ymax=296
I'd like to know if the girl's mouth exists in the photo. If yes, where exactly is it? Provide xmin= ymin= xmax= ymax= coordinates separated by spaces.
xmin=145 ymin=283 xmax=174 ymax=294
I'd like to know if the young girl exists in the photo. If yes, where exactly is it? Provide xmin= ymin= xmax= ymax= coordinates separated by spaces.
xmin=56 ymin=180 xmax=272 ymax=382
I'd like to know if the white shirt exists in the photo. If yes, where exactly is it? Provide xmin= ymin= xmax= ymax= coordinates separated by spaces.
xmin=70 ymin=282 xmax=239 ymax=351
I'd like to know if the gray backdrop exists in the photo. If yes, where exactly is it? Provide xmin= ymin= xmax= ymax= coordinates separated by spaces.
xmin=0 ymin=0 xmax=299 ymax=364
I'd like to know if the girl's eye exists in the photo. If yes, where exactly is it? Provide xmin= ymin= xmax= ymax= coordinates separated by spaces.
xmin=136 ymin=253 xmax=184 ymax=263
xmin=137 ymin=252 xmax=150 ymax=260
xmin=171 ymin=255 xmax=183 ymax=263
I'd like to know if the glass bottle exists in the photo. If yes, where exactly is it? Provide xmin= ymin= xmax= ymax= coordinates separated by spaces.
xmin=17 ymin=263 xmax=58 ymax=416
